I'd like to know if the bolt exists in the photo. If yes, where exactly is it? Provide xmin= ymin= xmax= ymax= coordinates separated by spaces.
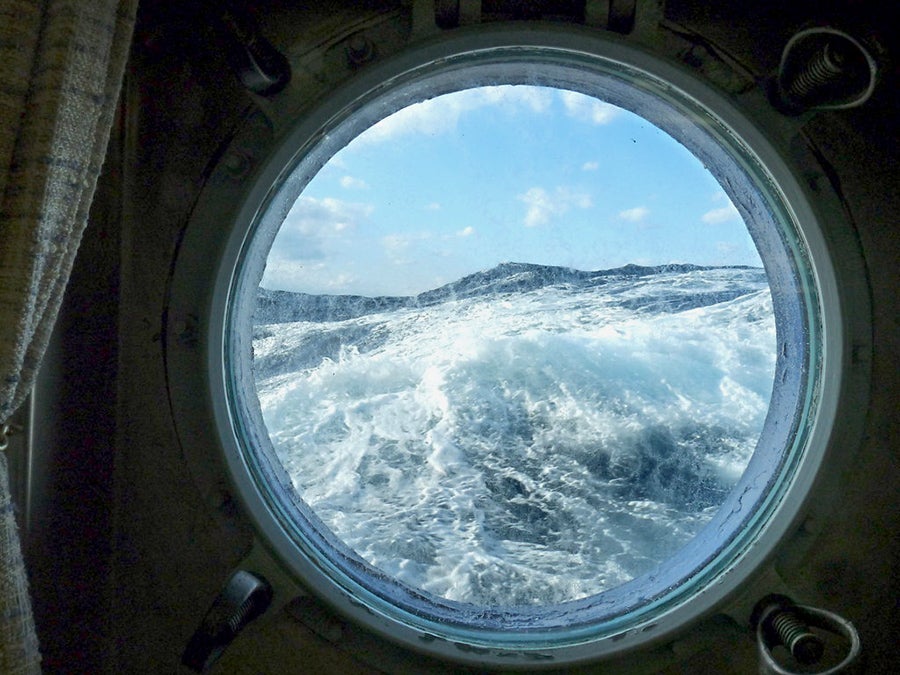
xmin=751 ymin=594 xmax=825 ymax=665
xmin=223 ymin=150 xmax=252 ymax=177
xmin=346 ymin=34 xmax=375 ymax=66
xmin=174 ymin=315 xmax=199 ymax=348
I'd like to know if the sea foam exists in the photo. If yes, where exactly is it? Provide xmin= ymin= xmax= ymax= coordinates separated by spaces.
xmin=253 ymin=266 xmax=775 ymax=605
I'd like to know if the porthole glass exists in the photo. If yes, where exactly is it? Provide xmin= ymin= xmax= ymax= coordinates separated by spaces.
xmin=217 ymin=33 xmax=823 ymax=665
xmin=252 ymin=85 xmax=775 ymax=607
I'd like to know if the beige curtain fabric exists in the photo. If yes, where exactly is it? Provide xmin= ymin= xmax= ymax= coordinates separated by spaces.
xmin=0 ymin=0 xmax=136 ymax=671
xmin=0 ymin=454 xmax=38 ymax=672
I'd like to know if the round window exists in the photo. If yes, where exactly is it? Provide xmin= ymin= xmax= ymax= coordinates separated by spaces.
xmin=210 ymin=28 xmax=832 ymax=666
xmin=255 ymin=83 xmax=773 ymax=608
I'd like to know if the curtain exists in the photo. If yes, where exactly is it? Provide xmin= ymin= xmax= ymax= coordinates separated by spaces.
xmin=0 ymin=1 xmax=136 ymax=670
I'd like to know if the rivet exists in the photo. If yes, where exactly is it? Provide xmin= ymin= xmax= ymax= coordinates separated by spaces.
xmin=346 ymin=34 xmax=375 ymax=66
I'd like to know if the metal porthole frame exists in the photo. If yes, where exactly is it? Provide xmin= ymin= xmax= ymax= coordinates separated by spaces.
xmin=164 ymin=20 xmax=871 ymax=670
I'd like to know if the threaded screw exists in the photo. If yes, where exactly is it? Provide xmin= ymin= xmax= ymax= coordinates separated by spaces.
xmin=769 ymin=607 xmax=825 ymax=664
xmin=784 ymin=41 xmax=849 ymax=102
xmin=773 ymin=28 xmax=878 ymax=113
xmin=751 ymin=594 xmax=825 ymax=665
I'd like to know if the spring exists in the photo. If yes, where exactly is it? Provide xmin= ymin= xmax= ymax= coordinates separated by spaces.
xmin=770 ymin=610 xmax=825 ymax=664
xmin=786 ymin=41 xmax=847 ymax=101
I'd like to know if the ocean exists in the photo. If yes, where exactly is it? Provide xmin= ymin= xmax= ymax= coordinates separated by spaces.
xmin=252 ymin=263 xmax=775 ymax=606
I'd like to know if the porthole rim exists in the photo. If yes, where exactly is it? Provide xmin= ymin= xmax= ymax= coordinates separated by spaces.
xmin=169 ymin=23 xmax=862 ymax=669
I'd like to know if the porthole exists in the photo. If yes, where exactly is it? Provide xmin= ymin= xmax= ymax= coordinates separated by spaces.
xmin=254 ymin=82 xmax=774 ymax=611
xmin=203 ymin=27 xmax=841 ymax=667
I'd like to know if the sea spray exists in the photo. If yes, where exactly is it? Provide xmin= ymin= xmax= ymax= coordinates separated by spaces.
xmin=253 ymin=265 xmax=775 ymax=605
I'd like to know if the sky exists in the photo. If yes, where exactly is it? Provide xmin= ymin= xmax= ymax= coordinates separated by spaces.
xmin=261 ymin=85 xmax=761 ymax=297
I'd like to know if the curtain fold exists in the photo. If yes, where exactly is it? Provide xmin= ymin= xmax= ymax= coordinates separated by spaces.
xmin=0 ymin=1 xmax=137 ymax=670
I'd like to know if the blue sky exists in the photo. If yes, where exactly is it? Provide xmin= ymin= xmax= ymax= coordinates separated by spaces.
xmin=261 ymin=85 xmax=760 ymax=297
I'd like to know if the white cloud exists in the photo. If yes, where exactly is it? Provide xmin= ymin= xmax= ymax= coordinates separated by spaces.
xmin=355 ymin=85 xmax=554 ymax=144
xmin=519 ymin=188 xmax=552 ymax=227
xmin=518 ymin=186 xmax=593 ymax=228
xmin=326 ymin=154 xmax=347 ymax=170
xmin=261 ymin=196 xmax=373 ymax=291
xmin=457 ymin=226 xmax=475 ymax=237
xmin=262 ymin=258 xmax=360 ymax=294
xmin=618 ymin=206 xmax=649 ymax=222
xmin=702 ymin=203 xmax=740 ymax=224
xmin=339 ymin=175 xmax=369 ymax=190
xmin=323 ymin=272 xmax=357 ymax=290
xmin=276 ymin=196 xmax=372 ymax=253
xmin=582 ymin=161 xmax=599 ymax=171
xmin=559 ymin=90 xmax=621 ymax=125
xmin=382 ymin=231 xmax=432 ymax=265
xmin=425 ymin=202 xmax=442 ymax=211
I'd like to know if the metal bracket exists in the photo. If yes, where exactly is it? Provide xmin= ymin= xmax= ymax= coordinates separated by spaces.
xmin=182 ymin=570 xmax=274 ymax=673
xmin=772 ymin=27 xmax=879 ymax=114
xmin=209 ymin=2 xmax=292 ymax=96
xmin=752 ymin=594 xmax=862 ymax=674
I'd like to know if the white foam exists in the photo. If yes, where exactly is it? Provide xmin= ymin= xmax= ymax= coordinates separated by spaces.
xmin=253 ymin=268 xmax=776 ymax=605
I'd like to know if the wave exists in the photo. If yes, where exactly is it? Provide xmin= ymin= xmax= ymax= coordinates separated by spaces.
xmin=255 ymin=261 xmax=763 ymax=324
xmin=252 ymin=265 xmax=775 ymax=605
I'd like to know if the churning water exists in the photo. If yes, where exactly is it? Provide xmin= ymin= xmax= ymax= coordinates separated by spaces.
xmin=252 ymin=264 xmax=775 ymax=606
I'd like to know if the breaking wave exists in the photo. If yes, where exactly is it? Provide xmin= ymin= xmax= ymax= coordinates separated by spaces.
xmin=252 ymin=264 xmax=775 ymax=605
